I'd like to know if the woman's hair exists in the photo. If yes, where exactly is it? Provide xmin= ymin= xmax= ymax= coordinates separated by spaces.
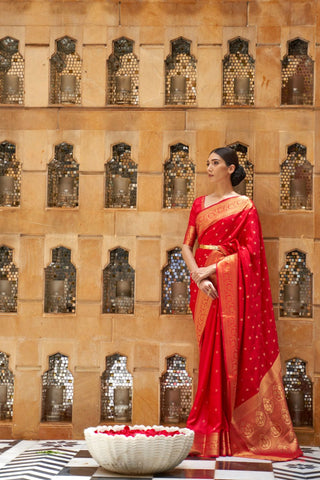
xmin=211 ymin=147 xmax=246 ymax=186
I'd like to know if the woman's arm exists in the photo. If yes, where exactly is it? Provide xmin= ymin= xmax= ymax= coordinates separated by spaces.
xmin=182 ymin=244 xmax=218 ymax=299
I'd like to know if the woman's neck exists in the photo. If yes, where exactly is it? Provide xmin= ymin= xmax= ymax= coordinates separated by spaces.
xmin=209 ymin=182 xmax=235 ymax=200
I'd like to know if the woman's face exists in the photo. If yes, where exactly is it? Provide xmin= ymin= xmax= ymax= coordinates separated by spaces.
xmin=206 ymin=152 xmax=235 ymax=184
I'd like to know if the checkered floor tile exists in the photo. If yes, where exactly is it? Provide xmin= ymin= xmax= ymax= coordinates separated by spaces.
xmin=0 ymin=441 xmax=318 ymax=480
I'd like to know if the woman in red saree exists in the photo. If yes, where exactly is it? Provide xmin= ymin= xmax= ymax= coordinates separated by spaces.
xmin=182 ymin=147 xmax=302 ymax=461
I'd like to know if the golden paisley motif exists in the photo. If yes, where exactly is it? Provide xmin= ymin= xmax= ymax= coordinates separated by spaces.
xmin=273 ymin=384 xmax=285 ymax=401
xmin=259 ymin=434 xmax=272 ymax=450
xmin=255 ymin=410 xmax=266 ymax=427
xmin=263 ymin=397 xmax=274 ymax=414
xmin=240 ymin=421 xmax=254 ymax=437
xmin=270 ymin=424 xmax=282 ymax=437
xmin=281 ymin=408 xmax=292 ymax=425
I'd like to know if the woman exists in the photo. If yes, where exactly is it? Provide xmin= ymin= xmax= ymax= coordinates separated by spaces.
xmin=182 ymin=147 xmax=302 ymax=460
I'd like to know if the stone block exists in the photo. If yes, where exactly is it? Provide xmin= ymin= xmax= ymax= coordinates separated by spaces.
xmin=137 ymin=174 xmax=162 ymax=211
xmin=21 ymin=130 xmax=49 ymax=171
xmin=248 ymin=2 xmax=290 ymax=27
xmin=197 ymin=46 xmax=222 ymax=108
xmin=25 ymin=46 xmax=49 ymax=107
xmin=140 ymin=46 xmax=164 ymax=107
xmin=134 ymin=342 xmax=160 ymax=370
xmin=120 ymin=2 xmax=247 ymax=27
xmin=20 ymin=171 xmax=46 ymax=211
xmin=0 ymin=109 xmax=58 ymax=131
xmin=38 ymin=423 xmax=73 ymax=440
xmin=13 ymin=368 xmax=42 ymax=439
xmin=78 ymin=173 xmax=105 ymax=212
xmin=59 ymin=110 xmax=185 ymax=132
xmin=115 ymin=211 xmax=161 ymax=236
xmin=290 ymin=1 xmax=316 ymax=27
xmin=278 ymin=211 xmax=314 ymax=239
xmin=25 ymin=26 xmax=50 ymax=44
xmin=254 ymin=131 xmax=280 ymax=173
xmin=140 ymin=26 xmax=165 ymax=45
xmin=82 ymin=46 xmax=106 ymax=107
xmin=132 ymin=369 xmax=159 ymax=425
xmin=80 ymin=130 xmax=106 ymax=172
xmin=0 ymin=316 xmax=18 ymax=338
xmin=253 ymin=174 xmax=280 ymax=214
xmin=138 ymin=131 xmax=163 ymax=173
xmin=78 ymin=236 xmax=103 ymax=302
xmin=16 ymin=339 xmax=40 ymax=366
xmin=136 ymin=238 xmax=161 ymax=302
xmin=72 ymin=370 xmax=101 ymax=438
xmin=195 ymin=131 xmax=225 ymax=172
xmin=277 ymin=319 xmax=313 ymax=347
xmin=83 ymin=25 xmax=107 ymax=45
xmin=161 ymin=210 xmax=190 ymax=239
xmin=257 ymin=26 xmax=281 ymax=44
xmin=255 ymin=46 xmax=281 ymax=108
xmin=19 ymin=235 xmax=45 ymax=301
xmin=76 ymin=306 xmax=113 ymax=354
xmin=0 ymin=424 xmax=13 ymax=440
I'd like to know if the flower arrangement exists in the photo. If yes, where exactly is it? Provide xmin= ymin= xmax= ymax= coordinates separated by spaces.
xmin=94 ymin=425 xmax=183 ymax=437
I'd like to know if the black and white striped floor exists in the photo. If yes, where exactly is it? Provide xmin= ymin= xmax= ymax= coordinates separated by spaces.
xmin=0 ymin=440 xmax=319 ymax=480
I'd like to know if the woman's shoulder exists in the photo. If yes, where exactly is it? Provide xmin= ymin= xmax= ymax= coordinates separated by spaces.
xmin=189 ymin=196 xmax=205 ymax=217
xmin=192 ymin=196 xmax=205 ymax=208
xmin=236 ymin=194 xmax=254 ymax=207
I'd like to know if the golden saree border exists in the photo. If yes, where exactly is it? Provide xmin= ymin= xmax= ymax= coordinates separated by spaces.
xmin=216 ymin=253 xmax=239 ymax=419
xmin=191 ymin=430 xmax=232 ymax=457
xmin=193 ymin=249 xmax=225 ymax=344
xmin=183 ymin=225 xmax=197 ymax=247
xmin=230 ymin=355 xmax=302 ymax=461
xmin=196 ymin=196 xmax=251 ymax=240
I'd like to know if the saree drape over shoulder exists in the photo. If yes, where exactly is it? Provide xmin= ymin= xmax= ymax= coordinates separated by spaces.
xmin=183 ymin=195 xmax=302 ymax=461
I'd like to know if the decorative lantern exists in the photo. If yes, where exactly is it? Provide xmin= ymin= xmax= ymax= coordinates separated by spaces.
xmin=288 ymin=75 xmax=304 ymax=105
xmin=172 ymin=177 xmax=187 ymax=208
xmin=114 ymin=387 xmax=131 ymax=422
xmin=290 ymin=178 xmax=307 ymax=209
xmin=3 ymin=74 xmax=19 ymax=96
xmin=170 ymin=75 xmax=187 ymax=104
xmin=60 ymin=74 xmax=76 ymax=103
xmin=58 ymin=177 xmax=74 ymax=206
xmin=46 ymin=385 xmax=64 ymax=421
xmin=164 ymin=388 xmax=180 ymax=423
xmin=283 ymin=283 xmax=300 ymax=317
xmin=171 ymin=281 xmax=188 ymax=314
xmin=287 ymin=390 xmax=305 ymax=427
xmin=115 ymin=75 xmax=132 ymax=104
xmin=115 ymin=279 xmax=133 ymax=314
xmin=0 ymin=175 xmax=14 ymax=206
xmin=112 ymin=175 xmax=130 ymax=208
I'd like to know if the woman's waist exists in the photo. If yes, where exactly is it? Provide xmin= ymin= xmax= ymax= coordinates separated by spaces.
xmin=197 ymin=244 xmax=228 ymax=255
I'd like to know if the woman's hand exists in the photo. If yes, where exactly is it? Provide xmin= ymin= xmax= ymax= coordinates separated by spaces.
xmin=191 ymin=264 xmax=216 ymax=285
xmin=198 ymin=279 xmax=218 ymax=300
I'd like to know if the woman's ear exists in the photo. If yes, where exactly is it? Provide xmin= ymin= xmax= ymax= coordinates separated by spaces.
xmin=228 ymin=164 xmax=236 ymax=175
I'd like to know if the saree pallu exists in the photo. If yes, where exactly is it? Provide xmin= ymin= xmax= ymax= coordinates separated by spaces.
xmin=185 ymin=196 xmax=302 ymax=460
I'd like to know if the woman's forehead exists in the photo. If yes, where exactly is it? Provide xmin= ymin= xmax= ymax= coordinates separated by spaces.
xmin=208 ymin=152 xmax=223 ymax=162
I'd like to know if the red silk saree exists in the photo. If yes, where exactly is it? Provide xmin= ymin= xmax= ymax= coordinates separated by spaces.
xmin=183 ymin=195 xmax=302 ymax=460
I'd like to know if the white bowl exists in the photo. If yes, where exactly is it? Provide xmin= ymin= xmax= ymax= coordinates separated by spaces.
xmin=84 ymin=424 xmax=194 ymax=475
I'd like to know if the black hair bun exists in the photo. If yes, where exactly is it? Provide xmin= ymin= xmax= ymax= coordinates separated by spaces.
xmin=231 ymin=165 xmax=246 ymax=186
